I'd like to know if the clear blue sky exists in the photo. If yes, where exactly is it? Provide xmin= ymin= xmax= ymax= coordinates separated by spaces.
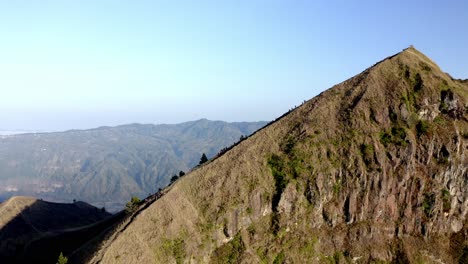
xmin=0 ymin=1 xmax=466 ymax=131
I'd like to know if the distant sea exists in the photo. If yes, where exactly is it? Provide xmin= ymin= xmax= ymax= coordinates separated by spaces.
xmin=0 ymin=194 xmax=9 ymax=203
xmin=0 ymin=130 xmax=53 ymax=136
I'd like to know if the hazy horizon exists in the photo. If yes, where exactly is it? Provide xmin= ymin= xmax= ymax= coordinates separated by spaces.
xmin=1 ymin=1 xmax=467 ymax=131
xmin=0 ymin=117 xmax=269 ymax=134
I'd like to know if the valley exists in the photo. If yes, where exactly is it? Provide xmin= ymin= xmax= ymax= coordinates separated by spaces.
xmin=0 ymin=119 xmax=267 ymax=212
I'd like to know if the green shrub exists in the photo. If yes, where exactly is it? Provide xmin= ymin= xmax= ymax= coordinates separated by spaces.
xmin=333 ymin=179 xmax=341 ymax=195
xmin=125 ymin=196 xmax=142 ymax=213
xmin=413 ymin=73 xmax=423 ymax=92
xmin=247 ymin=225 xmax=255 ymax=236
xmin=422 ymin=193 xmax=436 ymax=217
xmin=402 ymin=64 xmax=410 ymax=80
xmin=212 ymin=233 xmax=244 ymax=263
xmin=392 ymin=127 xmax=407 ymax=146
xmin=416 ymin=120 xmax=430 ymax=137
xmin=380 ymin=127 xmax=407 ymax=147
xmin=57 ymin=252 xmax=68 ymax=264
xmin=441 ymin=188 xmax=451 ymax=212
xmin=439 ymin=101 xmax=449 ymax=113
xmin=462 ymin=132 xmax=468 ymax=139
xmin=360 ymin=144 xmax=374 ymax=166
xmin=380 ymin=126 xmax=407 ymax=147
xmin=433 ymin=116 xmax=446 ymax=125
xmin=439 ymin=89 xmax=454 ymax=114
xmin=379 ymin=131 xmax=392 ymax=146
xmin=391 ymin=127 xmax=405 ymax=140
xmin=389 ymin=109 xmax=398 ymax=123
xmin=281 ymin=136 xmax=296 ymax=155
xmin=420 ymin=62 xmax=432 ymax=72
xmin=273 ymin=251 xmax=286 ymax=264
xmin=162 ymin=238 xmax=185 ymax=264
xmin=267 ymin=154 xmax=288 ymax=210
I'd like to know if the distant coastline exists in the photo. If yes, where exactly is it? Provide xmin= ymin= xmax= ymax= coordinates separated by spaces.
xmin=0 ymin=130 xmax=55 ymax=136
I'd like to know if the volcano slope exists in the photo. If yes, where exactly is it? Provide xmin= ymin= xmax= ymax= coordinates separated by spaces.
xmin=84 ymin=48 xmax=467 ymax=263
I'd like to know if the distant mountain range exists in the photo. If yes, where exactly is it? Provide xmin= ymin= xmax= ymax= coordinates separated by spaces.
xmin=0 ymin=119 xmax=267 ymax=211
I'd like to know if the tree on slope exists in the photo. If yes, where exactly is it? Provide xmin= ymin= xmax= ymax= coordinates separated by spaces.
xmin=57 ymin=252 xmax=68 ymax=264
xmin=125 ymin=196 xmax=141 ymax=213
xmin=199 ymin=153 xmax=208 ymax=165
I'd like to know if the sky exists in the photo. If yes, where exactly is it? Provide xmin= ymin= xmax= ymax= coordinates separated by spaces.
xmin=0 ymin=1 xmax=467 ymax=131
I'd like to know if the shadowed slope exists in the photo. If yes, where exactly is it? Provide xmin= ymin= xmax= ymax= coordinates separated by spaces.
xmin=0 ymin=196 xmax=111 ymax=263
xmin=88 ymin=48 xmax=467 ymax=263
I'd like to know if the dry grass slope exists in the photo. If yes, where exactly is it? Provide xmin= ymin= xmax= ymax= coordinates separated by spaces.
xmin=87 ymin=47 xmax=468 ymax=264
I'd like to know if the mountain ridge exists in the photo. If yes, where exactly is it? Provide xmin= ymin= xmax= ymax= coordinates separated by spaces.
xmin=82 ymin=47 xmax=467 ymax=263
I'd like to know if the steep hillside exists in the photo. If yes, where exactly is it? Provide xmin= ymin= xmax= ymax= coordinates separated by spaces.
xmin=0 ymin=196 xmax=111 ymax=263
xmin=85 ymin=48 xmax=467 ymax=263
xmin=0 ymin=119 xmax=266 ymax=211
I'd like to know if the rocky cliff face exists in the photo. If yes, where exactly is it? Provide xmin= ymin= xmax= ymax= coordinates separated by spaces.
xmin=83 ymin=48 xmax=467 ymax=263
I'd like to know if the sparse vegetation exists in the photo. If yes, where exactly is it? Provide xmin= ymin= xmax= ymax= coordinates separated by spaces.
xmin=441 ymin=188 xmax=451 ymax=212
xmin=267 ymin=154 xmax=288 ymax=211
xmin=380 ymin=126 xmax=407 ymax=147
xmin=282 ymin=136 xmax=296 ymax=155
xmin=422 ymin=193 xmax=436 ymax=218
xmin=391 ymin=127 xmax=406 ymax=145
xmin=267 ymin=154 xmax=291 ymax=234
xmin=162 ymin=238 xmax=186 ymax=264
xmin=360 ymin=143 xmax=374 ymax=166
xmin=401 ymin=92 xmax=417 ymax=111
xmin=437 ymin=145 xmax=450 ymax=164
xmin=439 ymin=101 xmax=449 ymax=113
xmin=420 ymin=62 xmax=431 ymax=72
xmin=212 ymin=233 xmax=245 ymax=263
xmin=403 ymin=64 xmax=410 ymax=79
xmin=433 ymin=116 xmax=446 ymax=125
xmin=380 ymin=131 xmax=392 ymax=146
xmin=439 ymin=89 xmax=454 ymax=114
xmin=462 ymin=132 xmax=468 ymax=139
xmin=273 ymin=251 xmax=286 ymax=264
xmin=247 ymin=224 xmax=255 ymax=236
xmin=389 ymin=109 xmax=398 ymax=123
xmin=412 ymin=72 xmax=423 ymax=92
xmin=416 ymin=120 xmax=430 ymax=137
xmin=333 ymin=179 xmax=341 ymax=195
xmin=299 ymin=237 xmax=318 ymax=260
